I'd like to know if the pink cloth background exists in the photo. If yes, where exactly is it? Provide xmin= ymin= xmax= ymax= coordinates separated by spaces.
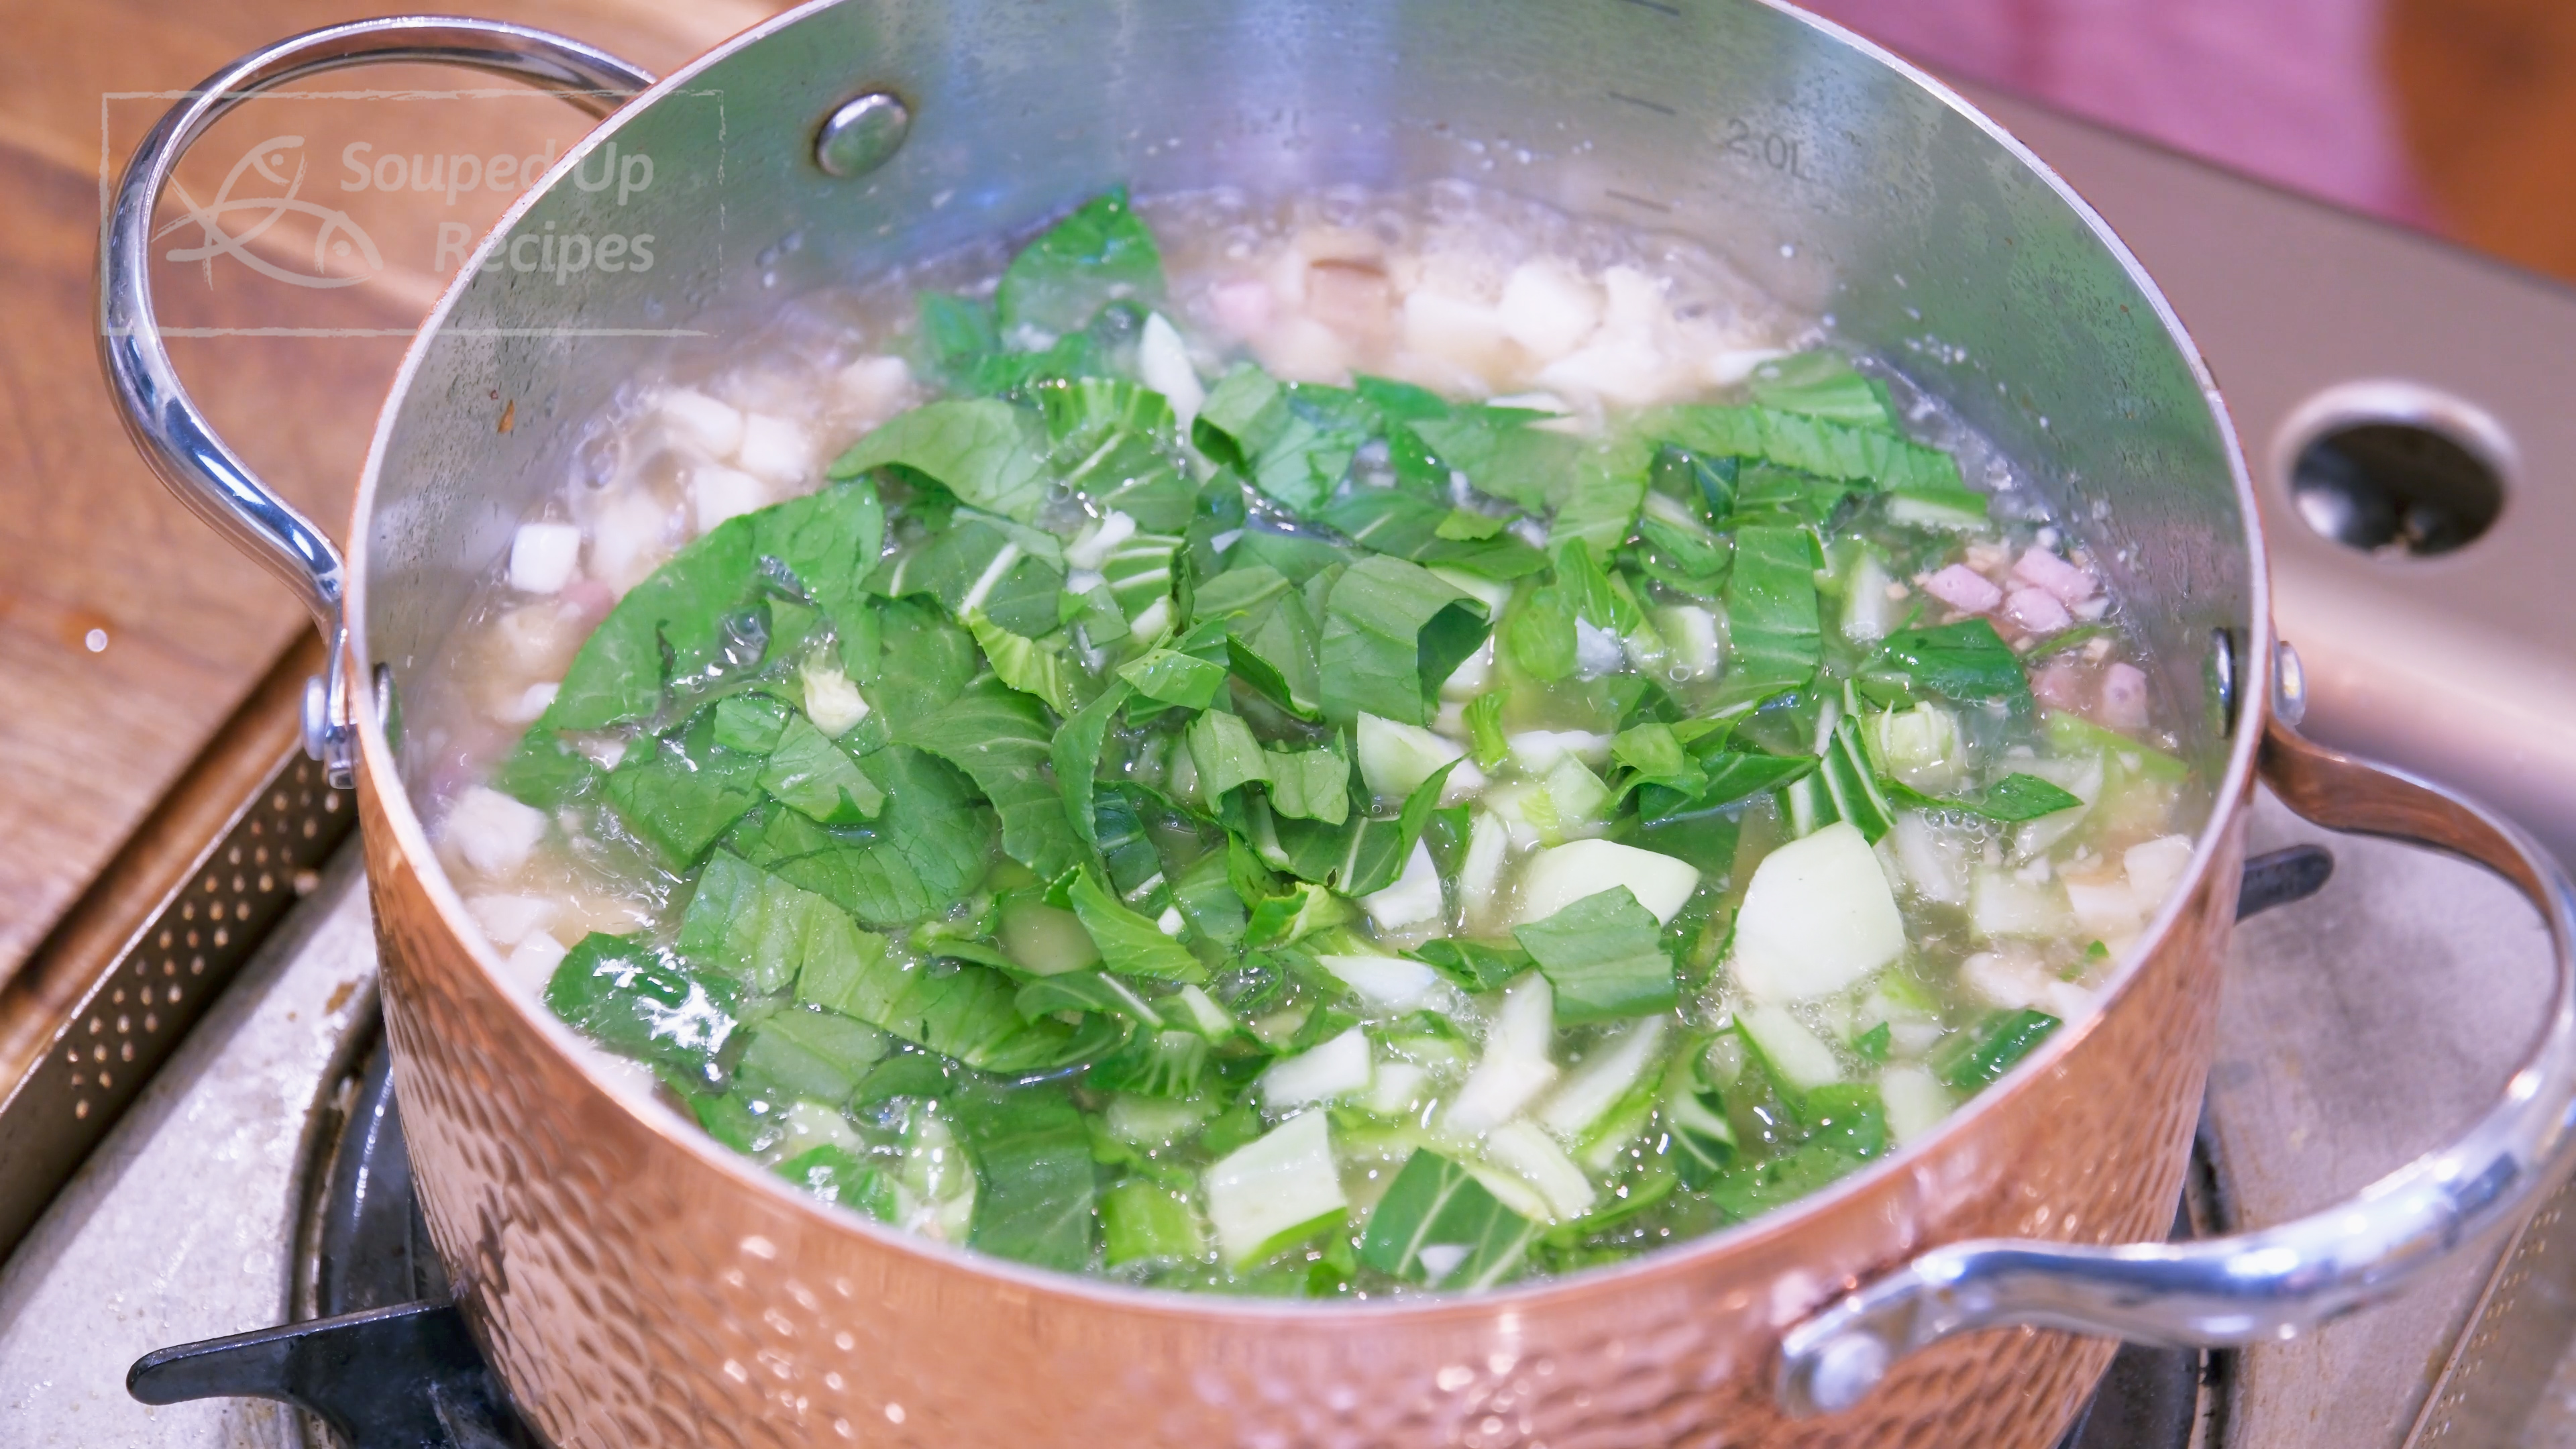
xmin=1806 ymin=0 xmax=2430 ymax=223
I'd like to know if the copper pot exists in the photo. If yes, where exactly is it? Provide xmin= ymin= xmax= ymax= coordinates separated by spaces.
xmin=101 ymin=4 xmax=2576 ymax=1445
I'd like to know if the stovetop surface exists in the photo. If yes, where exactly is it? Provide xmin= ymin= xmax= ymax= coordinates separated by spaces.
xmin=0 ymin=851 xmax=378 ymax=1447
xmin=1958 ymin=79 xmax=2576 ymax=865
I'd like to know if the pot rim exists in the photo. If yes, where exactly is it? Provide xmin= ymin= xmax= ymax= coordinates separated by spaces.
xmin=346 ymin=0 xmax=2271 ymax=1324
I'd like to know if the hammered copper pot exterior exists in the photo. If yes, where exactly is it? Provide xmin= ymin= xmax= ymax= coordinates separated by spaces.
xmin=364 ymin=754 xmax=2245 ymax=1448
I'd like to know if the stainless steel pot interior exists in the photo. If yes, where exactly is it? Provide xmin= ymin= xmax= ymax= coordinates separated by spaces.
xmin=359 ymin=0 xmax=2258 ymax=820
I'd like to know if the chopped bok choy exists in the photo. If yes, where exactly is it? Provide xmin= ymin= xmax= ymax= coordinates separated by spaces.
xmin=448 ymin=182 xmax=2204 ymax=1297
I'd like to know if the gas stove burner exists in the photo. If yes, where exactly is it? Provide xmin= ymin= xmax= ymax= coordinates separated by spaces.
xmin=121 ymin=847 xmax=2328 ymax=1448
xmin=127 ymin=1299 xmax=516 ymax=1449
xmin=127 ymin=1042 xmax=536 ymax=1449
xmin=2061 ymin=1342 xmax=2216 ymax=1449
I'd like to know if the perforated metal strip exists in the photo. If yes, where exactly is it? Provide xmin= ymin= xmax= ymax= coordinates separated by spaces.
xmin=2402 ymin=1168 xmax=2576 ymax=1445
xmin=0 ymin=653 xmax=356 ymax=1258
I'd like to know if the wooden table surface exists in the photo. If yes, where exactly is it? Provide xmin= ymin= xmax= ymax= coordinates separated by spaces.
xmin=5 ymin=0 xmax=2569 ymax=987
xmin=0 ymin=0 xmax=791 ymax=984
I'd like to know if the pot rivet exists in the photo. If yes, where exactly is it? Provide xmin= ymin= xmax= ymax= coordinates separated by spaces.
xmin=815 ymin=92 xmax=910 ymax=178
xmin=1805 ymin=1333 xmax=1890 ymax=1415
xmin=2274 ymin=641 xmax=2308 ymax=729
xmin=2209 ymin=627 xmax=2241 ymax=738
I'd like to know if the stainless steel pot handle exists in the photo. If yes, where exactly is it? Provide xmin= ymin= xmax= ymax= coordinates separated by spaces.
xmin=97 ymin=15 xmax=655 ymax=788
xmin=1779 ymin=698 xmax=2576 ymax=1416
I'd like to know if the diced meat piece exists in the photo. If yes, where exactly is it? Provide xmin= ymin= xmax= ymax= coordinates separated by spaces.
xmin=492 ymin=601 xmax=585 ymax=677
xmin=468 ymin=894 xmax=559 ymax=948
xmin=1304 ymin=259 xmax=1395 ymax=344
xmin=734 ymin=413 xmax=812 ymax=485
xmin=1961 ymin=947 xmax=2055 ymax=1012
xmin=1497 ymin=260 xmax=1603 ymax=362
xmin=1964 ymin=939 xmax=2098 ymax=1021
xmin=1705 ymin=347 xmax=1787 ymax=387
xmin=1291 ymin=225 xmax=1383 ymax=266
xmin=589 ymin=494 xmax=676 ymax=596
xmin=2045 ymin=979 xmax=2100 ymax=1022
xmin=2061 ymin=872 xmax=2142 ymax=939
xmin=504 ymin=934 xmax=570 ymax=992
xmin=2099 ymin=661 xmax=2152 ymax=731
xmin=1211 ymin=278 xmax=1273 ymax=340
xmin=1487 ymin=390 xmax=1570 ymax=416
xmin=443 ymin=786 xmax=547 ymax=877
xmin=1253 ymin=315 xmax=1349 ymax=384
xmin=490 ymin=682 xmax=558 ymax=726
xmin=1923 ymin=563 xmax=2002 ymax=614
xmin=560 ymin=577 xmax=614 ymax=629
xmin=1597 ymin=266 xmax=1668 ymax=335
xmin=2033 ymin=657 xmax=2090 ymax=713
xmin=2011 ymin=546 xmax=2098 ymax=606
xmin=835 ymin=355 xmax=915 ymax=424
xmin=1265 ymin=246 xmax=1312 ymax=309
xmin=692 ymin=464 xmax=767 ymax=534
xmin=2123 ymin=835 xmax=2197 ymax=908
xmin=507 ymin=523 xmax=582 ymax=594
xmin=1538 ymin=337 xmax=1680 ymax=407
xmin=2003 ymin=586 xmax=2072 ymax=635
xmin=659 ymin=388 xmax=743 ymax=457
xmin=1402 ymin=289 xmax=1513 ymax=376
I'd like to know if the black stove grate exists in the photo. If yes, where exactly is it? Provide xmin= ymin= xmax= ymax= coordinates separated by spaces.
xmin=128 ymin=1042 xmax=535 ymax=1449
xmin=313 ymin=1040 xmax=449 ymax=1318
xmin=2061 ymin=1341 xmax=2215 ymax=1449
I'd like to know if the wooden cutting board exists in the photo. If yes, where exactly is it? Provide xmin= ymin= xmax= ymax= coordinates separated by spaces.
xmin=0 ymin=0 xmax=790 ymax=983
